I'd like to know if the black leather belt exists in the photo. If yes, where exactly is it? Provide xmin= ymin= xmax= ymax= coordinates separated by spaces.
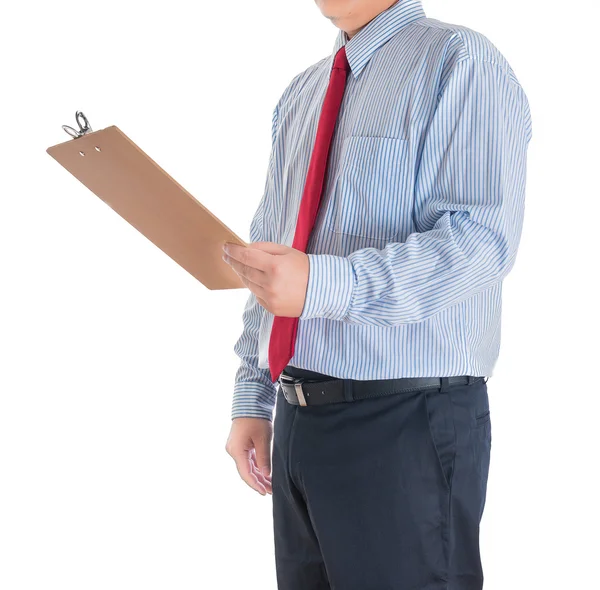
xmin=278 ymin=369 xmax=485 ymax=406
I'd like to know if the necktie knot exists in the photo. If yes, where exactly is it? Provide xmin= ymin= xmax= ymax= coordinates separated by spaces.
xmin=333 ymin=45 xmax=350 ymax=72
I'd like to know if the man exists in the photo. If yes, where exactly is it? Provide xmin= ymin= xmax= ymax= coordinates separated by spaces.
xmin=223 ymin=0 xmax=532 ymax=588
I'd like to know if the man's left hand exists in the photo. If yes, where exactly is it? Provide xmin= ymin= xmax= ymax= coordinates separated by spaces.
xmin=222 ymin=242 xmax=309 ymax=318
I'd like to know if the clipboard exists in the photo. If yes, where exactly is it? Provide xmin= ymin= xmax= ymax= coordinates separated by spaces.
xmin=46 ymin=111 xmax=248 ymax=290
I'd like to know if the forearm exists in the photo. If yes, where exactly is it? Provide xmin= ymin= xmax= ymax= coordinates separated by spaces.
xmin=299 ymin=211 xmax=513 ymax=326
xmin=231 ymin=292 xmax=277 ymax=420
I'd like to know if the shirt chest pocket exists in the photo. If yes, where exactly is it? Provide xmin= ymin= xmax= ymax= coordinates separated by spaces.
xmin=324 ymin=135 xmax=411 ymax=242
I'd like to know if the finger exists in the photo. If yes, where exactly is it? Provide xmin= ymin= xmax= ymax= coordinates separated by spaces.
xmin=233 ymin=271 xmax=253 ymax=290
xmin=249 ymin=450 xmax=272 ymax=494
xmin=242 ymin=455 xmax=268 ymax=495
xmin=250 ymin=447 xmax=272 ymax=483
xmin=232 ymin=450 xmax=267 ymax=496
xmin=249 ymin=241 xmax=291 ymax=256
xmin=224 ymin=254 xmax=266 ymax=285
xmin=224 ymin=244 xmax=274 ymax=273
xmin=251 ymin=462 xmax=272 ymax=494
xmin=231 ymin=270 xmax=269 ymax=303
xmin=253 ymin=436 xmax=272 ymax=480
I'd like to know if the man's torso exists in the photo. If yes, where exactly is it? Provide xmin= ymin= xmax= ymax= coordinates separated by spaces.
xmin=255 ymin=11 xmax=526 ymax=379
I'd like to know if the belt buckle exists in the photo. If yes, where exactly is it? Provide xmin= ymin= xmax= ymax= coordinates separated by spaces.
xmin=279 ymin=374 xmax=308 ymax=407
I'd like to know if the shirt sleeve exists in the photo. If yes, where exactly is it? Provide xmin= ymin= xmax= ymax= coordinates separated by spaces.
xmin=299 ymin=56 xmax=533 ymax=326
xmin=231 ymin=105 xmax=280 ymax=421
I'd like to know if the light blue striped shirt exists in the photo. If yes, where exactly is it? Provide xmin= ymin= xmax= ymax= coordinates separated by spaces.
xmin=231 ymin=0 xmax=532 ymax=420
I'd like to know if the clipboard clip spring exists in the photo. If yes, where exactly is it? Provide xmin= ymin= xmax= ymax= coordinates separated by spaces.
xmin=62 ymin=111 xmax=93 ymax=139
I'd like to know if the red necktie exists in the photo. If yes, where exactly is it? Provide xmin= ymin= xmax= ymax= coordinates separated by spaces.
xmin=268 ymin=45 xmax=350 ymax=383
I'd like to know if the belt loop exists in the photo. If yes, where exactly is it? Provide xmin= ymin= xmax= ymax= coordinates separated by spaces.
xmin=467 ymin=375 xmax=474 ymax=385
xmin=439 ymin=377 xmax=450 ymax=393
xmin=343 ymin=379 xmax=354 ymax=402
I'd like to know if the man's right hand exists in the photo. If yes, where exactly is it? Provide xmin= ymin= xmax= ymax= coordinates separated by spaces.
xmin=225 ymin=417 xmax=273 ymax=496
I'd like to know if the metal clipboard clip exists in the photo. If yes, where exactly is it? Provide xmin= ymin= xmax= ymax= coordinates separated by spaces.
xmin=62 ymin=111 xmax=93 ymax=139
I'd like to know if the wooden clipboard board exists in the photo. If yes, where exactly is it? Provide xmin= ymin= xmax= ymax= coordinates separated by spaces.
xmin=46 ymin=112 xmax=247 ymax=290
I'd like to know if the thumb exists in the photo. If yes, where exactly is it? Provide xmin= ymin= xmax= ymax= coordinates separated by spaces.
xmin=249 ymin=241 xmax=291 ymax=256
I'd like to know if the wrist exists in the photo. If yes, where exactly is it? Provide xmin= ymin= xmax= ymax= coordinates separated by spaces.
xmin=299 ymin=253 xmax=355 ymax=321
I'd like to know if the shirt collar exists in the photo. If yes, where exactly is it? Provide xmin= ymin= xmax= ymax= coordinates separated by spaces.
xmin=331 ymin=0 xmax=426 ymax=79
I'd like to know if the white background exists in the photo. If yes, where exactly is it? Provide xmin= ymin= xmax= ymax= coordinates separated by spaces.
xmin=1 ymin=0 xmax=598 ymax=588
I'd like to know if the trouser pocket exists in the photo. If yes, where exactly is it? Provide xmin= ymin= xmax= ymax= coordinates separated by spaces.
xmin=424 ymin=388 xmax=457 ymax=492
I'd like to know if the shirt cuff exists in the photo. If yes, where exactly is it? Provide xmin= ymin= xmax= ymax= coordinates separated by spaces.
xmin=299 ymin=254 xmax=355 ymax=321
xmin=231 ymin=380 xmax=277 ymax=421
